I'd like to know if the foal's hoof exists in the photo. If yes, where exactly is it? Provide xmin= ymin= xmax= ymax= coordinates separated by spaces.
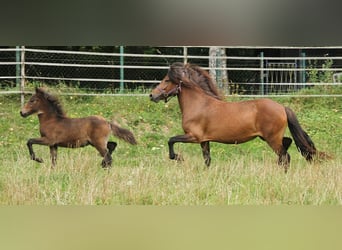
xmin=171 ymin=154 xmax=184 ymax=162
xmin=101 ymin=160 xmax=112 ymax=168
xmin=204 ymin=158 xmax=211 ymax=167
xmin=34 ymin=157 xmax=44 ymax=163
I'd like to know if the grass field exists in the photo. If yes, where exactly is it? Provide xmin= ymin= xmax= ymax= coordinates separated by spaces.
xmin=0 ymin=85 xmax=341 ymax=205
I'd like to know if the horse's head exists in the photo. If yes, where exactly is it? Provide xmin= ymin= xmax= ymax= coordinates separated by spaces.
xmin=150 ymin=62 xmax=185 ymax=103
xmin=149 ymin=75 xmax=181 ymax=103
xmin=20 ymin=87 xmax=47 ymax=117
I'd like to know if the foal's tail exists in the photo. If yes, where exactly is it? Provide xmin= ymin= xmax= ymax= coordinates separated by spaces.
xmin=285 ymin=107 xmax=329 ymax=161
xmin=110 ymin=121 xmax=137 ymax=145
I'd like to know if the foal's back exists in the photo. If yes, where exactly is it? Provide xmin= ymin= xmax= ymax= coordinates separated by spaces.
xmin=41 ymin=115 xmax=110 ymax=148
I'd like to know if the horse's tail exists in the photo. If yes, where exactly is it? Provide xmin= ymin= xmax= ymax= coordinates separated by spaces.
xmin=285 ymin=107 xmax=317 ymax=161
xmin=110 ymin=121 xmax=137 ymax=145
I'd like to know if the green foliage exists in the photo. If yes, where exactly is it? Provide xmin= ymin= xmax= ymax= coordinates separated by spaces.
xmin=306 ymin=59 xmax=334 ymax=83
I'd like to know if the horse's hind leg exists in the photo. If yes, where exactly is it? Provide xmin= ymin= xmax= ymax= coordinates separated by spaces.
xmin=282 ymin=137 xmax=292 ymax=151
xmin=277 ymin=137 xmax=292 ymax=173
xmin=266 ymin=136 xmax=292 ymax=173
xmin=200 ymin=141 xmax=211 ymax=167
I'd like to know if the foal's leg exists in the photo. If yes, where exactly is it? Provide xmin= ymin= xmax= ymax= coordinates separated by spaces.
xmin=92 ymin=142 xmax=112 ymax=168
xmin=101 ymin=141 xmax=117 ymax=167
xmin=168 ymin=134 xmax=198 ymax=162
xmin=107 ymin=141 xmax=117 ymax=156
xmin=200 ymin=141 xmax=211 ymax=167
xmin=49 ymin=145 xmax=58 ymax=168
xmin=26 ymin=137 xmax=49 ymax=163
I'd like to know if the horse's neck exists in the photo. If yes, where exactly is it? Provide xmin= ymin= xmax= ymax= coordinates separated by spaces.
xmin=177 ymin=87 xmax=209 ymax=115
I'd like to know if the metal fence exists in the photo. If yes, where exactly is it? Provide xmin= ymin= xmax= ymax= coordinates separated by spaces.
xmin=1 ymin=46 xmax=342 ymax=102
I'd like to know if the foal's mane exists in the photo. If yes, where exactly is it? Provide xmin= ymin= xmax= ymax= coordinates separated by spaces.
xmin=168 ymin=62 xmax=223 ymax=100
xmin=36 ymin=88 xmax=66 ymax=117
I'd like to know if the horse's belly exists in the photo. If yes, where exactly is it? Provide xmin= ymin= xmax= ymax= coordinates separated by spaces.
xmin=206 ymin=127 xmax=259 ymax=144
xmin=212 ymin=135 xmax=258 ymax=144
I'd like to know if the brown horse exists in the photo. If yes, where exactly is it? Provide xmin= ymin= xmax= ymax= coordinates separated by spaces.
xmin=20 ymin=87 xmax=137 ymax=168
xmin=150 ymin=62 xmax=326 ymax=172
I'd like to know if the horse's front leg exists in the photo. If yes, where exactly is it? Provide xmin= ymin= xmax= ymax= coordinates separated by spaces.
xmin=168 ymin=134 xmax=197 ymax=162
xmin=200 ymin=141 xmax=211 ymax=167
xmin=26 ymin=137 xmax=49 ymax=163
xmin=50 ymin=145 xmax=58 ymax=168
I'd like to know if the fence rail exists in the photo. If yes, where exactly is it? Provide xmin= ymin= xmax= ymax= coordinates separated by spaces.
xmin=1 ymin=46 xmax=342 ymax=104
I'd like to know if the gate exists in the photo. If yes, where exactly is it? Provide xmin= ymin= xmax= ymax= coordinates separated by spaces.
xmin=265 ymin=62 xmax=297 ymax=94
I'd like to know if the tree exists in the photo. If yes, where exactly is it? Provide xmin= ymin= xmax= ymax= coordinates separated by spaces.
xmin=209 ymin=47 xmax=228 ymax=93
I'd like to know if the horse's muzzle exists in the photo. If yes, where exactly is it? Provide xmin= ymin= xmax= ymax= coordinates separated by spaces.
xmin=20 ymin=111 xmax=29 ymax=118
xmin=149 ymin=93 xmax=162 ymax=103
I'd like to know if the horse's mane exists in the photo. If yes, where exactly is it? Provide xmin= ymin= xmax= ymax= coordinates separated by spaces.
xmin=36 ymin=87 xmax=66 ymax=117
xmin=168 ymin=62 xmax=224 ymax=100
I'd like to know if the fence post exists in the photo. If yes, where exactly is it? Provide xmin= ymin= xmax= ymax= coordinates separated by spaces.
xmin=301 ymin=52 xmax=306 ymax=88
xmin=120 ymin=46 xmax=124 ymax=93
xmin=260 ymin=51 xmax=264 ymax=95
xmin=20 ymin=46 xmax=25 ymax=107
xmin=16 ymin=46 xmax=20 ymax=89
xmin=183 ymin=46 xmax=188 ymax=64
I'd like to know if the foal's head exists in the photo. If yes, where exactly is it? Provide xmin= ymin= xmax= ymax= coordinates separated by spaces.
xmin=20 ymin=87 xmax=66 ymax=118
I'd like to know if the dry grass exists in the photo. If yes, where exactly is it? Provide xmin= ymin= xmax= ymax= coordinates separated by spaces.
xmin=1 ymin=143 xmax=341 ymax=205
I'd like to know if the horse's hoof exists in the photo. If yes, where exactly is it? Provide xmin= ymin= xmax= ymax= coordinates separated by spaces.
xmin=34 ymin=158 xmax=44 ymax=163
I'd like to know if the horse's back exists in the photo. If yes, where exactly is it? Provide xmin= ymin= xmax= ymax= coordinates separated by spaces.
xmin=223 ymin=98 xmax=285 ymax=121
xmin=255 ymin=98 xmax=284 ymax=109
xmin=254 ymin=98 xmax=286 ymax=119
xmin=224 ymin=98 xmax=287 ymax=141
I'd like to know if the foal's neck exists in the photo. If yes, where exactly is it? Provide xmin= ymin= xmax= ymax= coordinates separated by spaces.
xmin=38 ymin=110 xmax=65 ymax=123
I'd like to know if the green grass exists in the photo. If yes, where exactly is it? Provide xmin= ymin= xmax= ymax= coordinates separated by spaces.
xmin=0 ymin=85 xmax=341 ymax=205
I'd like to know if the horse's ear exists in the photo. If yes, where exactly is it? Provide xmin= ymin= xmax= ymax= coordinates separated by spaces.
xmin=36 ymin=87 xmax=47 ymax=93
xmin=35 ymin=87 xmax=47 ymax=97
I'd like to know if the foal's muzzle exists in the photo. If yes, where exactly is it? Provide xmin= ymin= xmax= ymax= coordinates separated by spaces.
xmin=20 ymin=111 xmax=29 ymax=117
xmin=20 ymin=109 xmax=33 ymax=118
